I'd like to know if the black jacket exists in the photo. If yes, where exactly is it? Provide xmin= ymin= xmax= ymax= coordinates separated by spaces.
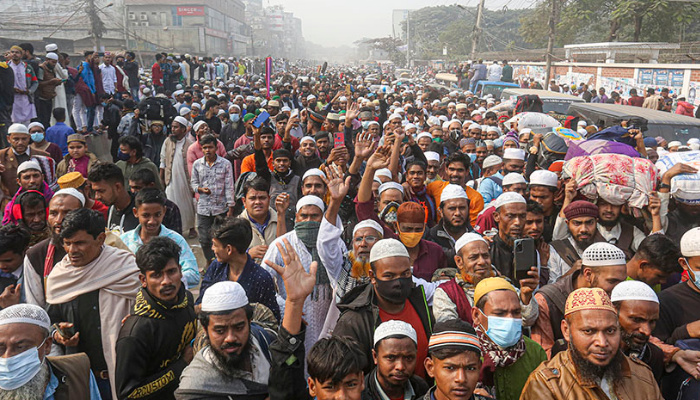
xmin=115 ymin=286 xmax=197 ymax=400
xmin=333 ymin=283 xmax=434 ymax=374
xmin=269 ymin=325 xmax=309 ymax=400
xmin=426 ymin=221 xmax=472 ymax=270
xmin=362 ymin=368 xmax=428 ymax=400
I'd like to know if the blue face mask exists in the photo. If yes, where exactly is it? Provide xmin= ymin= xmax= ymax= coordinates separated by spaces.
xmin=101 ymin=102 xmax=108 ymax=108
xmin=230 ymin=113 xmax=240 ymax=122
xmin=467 ymin=153 xmax=477 ymax=163
xmin=116 ymin=149 xmax=131 ymax=161
xmin=0 ymin=338 xmax=45 ymax=390
xmin=683 ymin=258 xmax=700 ymax=290
xmin=31 ymin=133 xmax=44 ymax=143
xmin=480 ymin=309 xmax=522 ymax=348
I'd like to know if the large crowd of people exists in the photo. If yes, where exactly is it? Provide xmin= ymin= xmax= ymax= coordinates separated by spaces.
xmin=0 ymin=42 xmax=700 ymax=400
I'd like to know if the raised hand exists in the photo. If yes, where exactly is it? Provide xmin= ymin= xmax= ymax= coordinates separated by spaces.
xmin=346 ymin=102 xmax=360 ymax=121
xmin=354 ymin=132 xmax=376 ymax=160
xmin=323 ymin=163 xmax=351 ymax=201
xmin=265 ymin=239 xmax=317 ymax=304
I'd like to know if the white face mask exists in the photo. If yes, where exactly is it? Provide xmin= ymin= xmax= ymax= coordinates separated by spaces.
xmin=0 ymin=338 xmax=46 ymax=390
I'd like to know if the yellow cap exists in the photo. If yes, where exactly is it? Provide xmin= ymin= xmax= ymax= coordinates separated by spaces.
xmin=57 ymin=172 xmax=86 ymax=189
xmin=565 ymin=288 xmax=615 ymax=316
xmin=474 ymin=277 xmax=517 ymax=306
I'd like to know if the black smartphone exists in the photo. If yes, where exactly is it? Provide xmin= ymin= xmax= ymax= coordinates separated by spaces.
xmin=513 ymin=238 xmax=536 ymax=282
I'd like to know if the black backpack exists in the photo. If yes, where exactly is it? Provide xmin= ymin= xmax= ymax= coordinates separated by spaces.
xmin=514 ymin=95 xmax=544 ymax=113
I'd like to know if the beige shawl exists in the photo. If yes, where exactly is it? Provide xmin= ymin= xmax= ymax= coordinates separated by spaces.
xmin=46 ymin=245 xmax=140 ymax=399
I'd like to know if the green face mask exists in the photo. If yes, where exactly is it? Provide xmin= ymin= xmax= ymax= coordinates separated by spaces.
xmin=433 ymin=138 xmax=444 ymax=144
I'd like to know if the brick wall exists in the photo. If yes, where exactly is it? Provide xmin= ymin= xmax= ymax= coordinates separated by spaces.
xmin=601 ymin=67 xmax=635 ymax=79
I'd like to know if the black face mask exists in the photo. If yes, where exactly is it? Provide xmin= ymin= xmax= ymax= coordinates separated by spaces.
xmin=374 ymin=277 xmax=413 ymax=305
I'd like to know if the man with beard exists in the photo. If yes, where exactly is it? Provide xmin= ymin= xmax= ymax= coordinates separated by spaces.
xmin=263 ymin=195 xmax=339 ymax=355
xmin=489 ymin=192 xmax=540 ymax=286
xmin=0 ymin=225 xmax=30 ymax=309
xmin=0 ymin=304 xmax=102 ymax=400
xmin=35 ymin=52 xmax=63 ymax=128
xmin=532 ymin=243 xmax=628 ymax=357
xmin=433 ymin=233 xmax=539 ymax=327
xmin=363 ymin=320 xmax=429 ymax=400
xmin=293 ymin=136 xmax=323 ymax=177
xmin=160 ymin=116 xmax=196 ymax=238
xmin=315 ymin=131 xmax=332 ymax=161
xmin=427 ymin=152 xmax=484 ymax=226
xmin=548 ymin=200 xmax=600 ymax=282
xmin=610 ymin=281 xmax=664 ymax=384
xmin=426 ymin=184 xmax=472 ymax=270
xmin=470 ymin=278 xmax=547 ymax=400
xmin=521 ymin=287 xmax=661 ymax=400
xmin=175 ymin=281 xmax=275 ymax=399
xmin=120 ymin=188 xmax=200 ymax=288
xmin=333 ymin=239 xmax=434 ymax=378
xmin=116 ymin=237 xmax=197 ymax=399
xmin=594 ymin=197 xmax=660 ymax=259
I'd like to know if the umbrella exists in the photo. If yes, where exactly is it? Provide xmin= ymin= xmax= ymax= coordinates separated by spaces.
xmin=513 ymin=112 xmax=562 ymax=130
xmin=565 ymin=139 xmax=640 ymax=160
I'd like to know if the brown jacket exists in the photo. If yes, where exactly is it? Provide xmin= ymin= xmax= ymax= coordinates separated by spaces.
xmin=520 ymin=349 xmax=661 ymax=400
xmin=37 ymin=61 xmax=58 ymax=100
xmin=0 ymin=147 xmax=50 ymax=207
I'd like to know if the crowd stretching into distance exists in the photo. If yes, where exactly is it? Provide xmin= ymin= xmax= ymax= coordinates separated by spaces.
xmin=0 ymin=42 xmax=699 ymax=400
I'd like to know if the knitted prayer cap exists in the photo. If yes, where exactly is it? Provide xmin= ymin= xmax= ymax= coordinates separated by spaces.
xmin=581 ymin=242 xmax=626 ymax=267
xmin=0 ymin=304 xmax=51 ymax=331
xmin=563 ymin=200 xmax=598 ymax=220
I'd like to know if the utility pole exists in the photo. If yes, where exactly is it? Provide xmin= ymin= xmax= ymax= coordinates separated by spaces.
xmin=86 ymin=0 xmax=109 ymax=52
xmin=470 ymin=0 xmax=486 ymax=61
xmin=405 ymin=10 xmax=410 ymax=68
xmin=544 ymin=0 xmax=560 ymax=88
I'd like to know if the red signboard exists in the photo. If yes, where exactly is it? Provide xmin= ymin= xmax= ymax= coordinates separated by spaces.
xmin=177 ymin=6 xmax=204 ymax=16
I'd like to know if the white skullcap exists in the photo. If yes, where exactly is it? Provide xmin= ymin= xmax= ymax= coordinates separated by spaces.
xmin=486 ymin=126 xmax=499 ymax=133
xmin=389 ymin=113 xmax=403 ymax=121
xmin=469 ymin=123 xmax=481 ymax=130
xmin=375 ymin=168 xmax=393 ymax=179
xmin=374 ymin=320 xmax=417 ymax=346
xmin=455 ymin=232 xmax=488 ymax=254
xmin=448 ymin=102 xmax=456 ymax=107
xmin=456 ymin=103 xmax=468 ymax=110
xmin=201 ymin=281 xmax=249 ymax=312
xmin=54 ymin=188 xmax=85 ymax=206
xmin=688 ymin=138 xmax=700 ymax=145
xmin=172 ymin=89 xmax=184 ymax=97
xmin=611 ymin=280 xmax=659 ymax=304
xmin=577 ymin=120 xmax=587 ymax=127
xmin=462 ymin=120 xmax=472 ymax=127
xmin=367 ymin=121 xmax=379 ymax=128
xmin=302 ymin=168 xmax=326 ymax=181
xmin=307 ymin=94 xmax=317 ymax=101
xmin=530 ymin=170 xmax=558 ymax=187
xmin=424 ymin=151 xmax=440 ymax=163
xmin=369 ymin=238 xmax=409 ymax=263
xmin=438 ymin=115 xmax=448 ymax=123
xmin=8 ymin=123 xmax=28 ymax=135
xmin=502 ymin=173 xmax=527 ymax=186
xmin=218 ymin=109 xmax=227 ymax=115
xmin=503 ymin=148 xmax=526 ymax=160
xmin=581 ymin=242 xmax=627 ymax=267
xmin=416 ymin=132 xmax=432 ymax=141
xmin=432 ymin=99 xmax=440 ymax=105
xmin=681 ymin=227 xmax=700 ymax=257
xmin=519 ymin=128 xmax=532 ymax=135
xmin=45 ymin=43 xmax=58 ymax=52
xmin=193 ymin=120 xmax=208 ymax=132
xmin=471 ymin=110 xmax=482 ymax=117
xmin=442 ymin=121 xmax=451 ymax=130
xmin=173 ymin=116 xmax=189 ymax=128
xmin=179 ymin=107 xmax=191 ymax=116
xmin=45 ymin=52 xmax=59 ymax=61
xmin=353 ymin=220 xmax=384 ymax=237
xmin=668 ymin=141 xmax=682 ymax=148
xmin=27 ymin=122 xmax=45 ymax=131
xmin=281 ymin=106 xmax=291 ymax=112
xmin=17 ymin=159 xmax=41 ymax=175
xmin=405 ymin=123 xmax=416 ymax=131
xmin=191 ymin=102 xmax=202 ymax=109
xmin=300 ymin=136 xmax=315 ymax=145
xmin=495 ymin=192 xmax=526 ymax=209
xmin=339 ymin=96 xmax=347 ymax=102
xmin=230 ymin=104 xmax=241 ymax=111
xmin=0 ymin=304 xmax=51 ymax=332
xmin=296 ymin=195 xmax=325 ymax=213
xmin=441 ymin=184 xmax=468 ymax=204
xmin=378 ymin=181 xmax=404 ymax=196
xmin=577 ymin=128 xmax=588 ymax=136
xmin=482 ymin=155 xmax=503 ymax=169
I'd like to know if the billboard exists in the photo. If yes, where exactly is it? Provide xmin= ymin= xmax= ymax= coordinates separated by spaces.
xmin=177 ymin=6 xmax=204 ymax=16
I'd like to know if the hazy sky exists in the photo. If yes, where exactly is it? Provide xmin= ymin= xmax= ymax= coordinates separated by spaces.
xmin=266 ymin=0 xmax=532 ymax=47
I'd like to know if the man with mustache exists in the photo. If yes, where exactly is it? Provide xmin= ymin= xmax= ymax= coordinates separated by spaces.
xmin=115 ymin=237 xmax=197 ymax=399
xmin=363 ymin=320 xmax=429 ymax=400
xmin=175 ymin=280 xmax=275 ymax=399
xmin=531 ymin=243 xmax=628 ymax=357
xmin=119 ymin=188 xmax=200 ymax=288
xmin=548 ymin=200 xmax=600 ymax=283
xmin=610 ymin=281 xmax=664 ymax=385
xmin=521 ymin=287 xmax=661 ymax=400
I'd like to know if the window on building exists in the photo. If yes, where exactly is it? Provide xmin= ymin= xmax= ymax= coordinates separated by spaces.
xmin=160 ymin=12 xmax=167 ymax=25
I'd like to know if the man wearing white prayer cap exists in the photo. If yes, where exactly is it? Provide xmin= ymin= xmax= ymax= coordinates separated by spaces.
xmin=177 ymin=281 xmax=274 ymax=398
xmin=426 ymin=184 xmax=473 ymax=270
xmin=163 ymin=113 xmax=197 ymax=237
xmin=263 ymin=194 xmax=345 ymax=356
xmin=333 ymin=238 xmax=434 ymax=377
xmin=376 ymin=181 xmax=404 ymax=215
xmin=528 ymin=169 xmax=560 ymax=242
xmin=423 ymin=151 xmax=441 ymax=184
xmin=301 ymin=168 xmax=327 ymax=199
xmin=502 ymin=148 xmax=526 ymax=174
xmin=369 ymin=320 xmax=429 ymax=399
xmin=0 ymin=304 xmax=102 ymax=399
xmin=416 ymin=132 xmax=433 ymax=152
xmin=610 ymin=280 xmax=665 ymax=382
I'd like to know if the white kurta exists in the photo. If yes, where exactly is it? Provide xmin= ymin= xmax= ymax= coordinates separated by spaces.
xmin=51 ymin=65 xmax=68 ymax=126
xmin=162 ymin=137 xmax=196 ymax=232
